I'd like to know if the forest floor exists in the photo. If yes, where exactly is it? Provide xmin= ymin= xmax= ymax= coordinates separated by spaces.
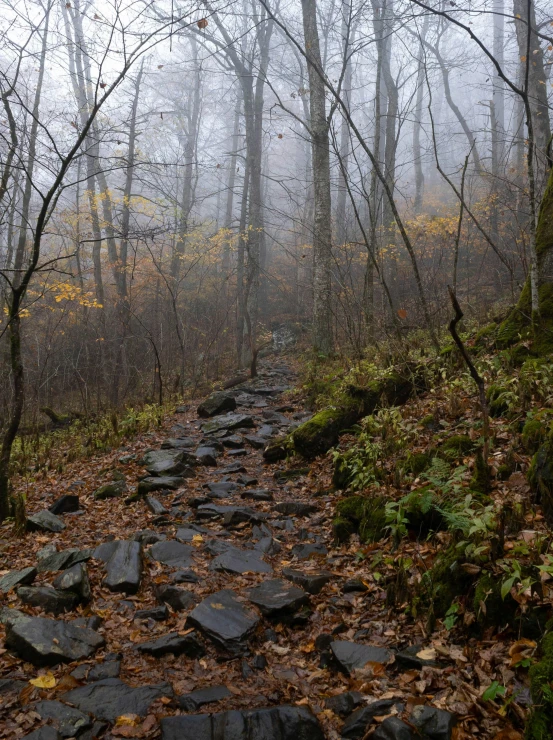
xmin=0 ymin=354 xmax=535 ymax=740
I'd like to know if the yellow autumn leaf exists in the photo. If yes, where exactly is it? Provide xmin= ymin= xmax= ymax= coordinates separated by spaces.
xmin=115 ymin=714 xmax=141 ymax=727
xmin=416 ymin=647 xmax=437 ymax=661
xmin=29 ymin=672 xmax=57 ymax=689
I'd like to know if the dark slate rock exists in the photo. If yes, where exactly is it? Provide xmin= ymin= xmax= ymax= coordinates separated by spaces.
xmin=27 ymin=510 xmax=65 ymax=533
xmin=137 ymin=476 xmax=184 ymax=495
xmin=201 ymin=414 xmax=255 ymax=435
xmin=210 ymin=546 xmax=272 ymax=575
xmin=156 ymin=584 xmax=196 ymax=611
xmin=220 ymin=463 xmax=247 ymax=474
xmin=135 ymin=605 xmax=169 ymax=621
xmin=53 ymin=563 xmax=91 ymax=602
xmin=145 ymin=450 xmax=197 ymax=476
xmin=395 ymin=645 xmax=440 ymax=670
xmin=343 ymin=579 xmax=369 ymax=593
xmin=34 ymin=700 xmax=92 ymax=738
xmin=252 ymin=654 xmax=268 ymax=670
xmin=187 ymin=589 xmax=259 ymax=655
xmin=197 ymin=504 xmax=265 ymax=526
xmin=410 ymin=705 xmax=456 ymax=739
xmin=247 ymin=579 xmax=309 ymax=617
xmin=274 ymin=468 xmax=310 ymax=482
xmin=195 ymin=447 xmax=219 ymax=466
xmin=372 ymin=717 xmax=414 ymax=740
xmin=198 ymin=392 xmax=237 ymax=418
xmin=49 ymin=495 xmax=80 ymax=515
xmin=176 ymin=527 xmax=203 ymax=542
xmin=88 ymin=659 xmax=121 ymax=682
xmin=178 ymin=685 xmax=232 ymax=711
xmin=170 ymin=569 xmax=199 ymax=584
xmin=330 ymin=641 xmax=393 ymax=675
xmin=160 ymin=704 xmax=324 ymax=740
xmin=37 ymin=544 xmax=58 ymax=561
xmin=137 ymin=631 xmax=205 ymax=658
xmin=133 ymin=529 xmax=166 ymax=545
xmin=241 ymin=489 xmax=273 ymax=502
xmin=150 ymin=540 xmax=194 ymax=568
xmin=98 ymin=540 xmax=142 ymax=594
xmin=227 ymin=448 xmax=247 ymax=457
xmin=0 ymin=566 xmax=37 ymax=592
xmin=161 ymin=437 xmax=196 ymax=449
xmin=324 ymin=691 xmax=363 ymax=718
xmin=37 ymin=548 xmax=93 ymax=574
xmin=145 ymin=495 xmax=169 ymax=515
xmin=93 ymin=480 xmax=127 ymax=500
xmin=72 ymin=616 xmax=102 ymax=631
xmin=62 ymin=678 xmax=172 ymax=722
xmin=282 ymin=568 xmax=332 ymax=595
xmin=253 ymin=537 xmax=281 ymax=555
xmin=223 ymin=434 xmax=244 ymax=448
xmin=257 ymin=425 xmax=274 ymax=438
xmin=22 ymin=728 xmax=61 ymax=740
xmin=0 ymin=678 xmax=26 ymax=694
xmin=5 ymin=615 xmax=104 ymax=666
xmin=341 ymin=701 xmax=399 ymax=740
xmin=291 ymin=543 xmax=327 ymax=559
xmin=243 ymin=435 xmax=267 ymax=449
xmin=236 ymin=475 xmax=258 ymax=486
xmin=201 ymin=438 xmax=225 ymax=452
xmin=205 ymin=481 xmax=237 ymax=496
xmin=77 ymin=720 xmax=108 ymax=740
xmin=274 ymin=502 xmax=317 ymax=517
xmin=17 ymin=586 xmax=79 ymax=615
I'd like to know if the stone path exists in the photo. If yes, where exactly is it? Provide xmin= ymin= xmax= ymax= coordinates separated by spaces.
xmin=0 ymin=362 xmax=457 ymax=740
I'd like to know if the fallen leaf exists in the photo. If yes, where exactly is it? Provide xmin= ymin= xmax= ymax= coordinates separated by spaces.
xmin=416 ymin=648 xmax=437 ymax=661
xmin=29 ymin=673 xmax=57 ymax=689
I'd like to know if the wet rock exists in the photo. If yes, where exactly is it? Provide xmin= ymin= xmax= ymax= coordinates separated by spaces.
xmin=5 ymin=614 xmax=104 ymax=666
xmin=0 ymin=566 xmax=37 ymax=592
xmin=93 ymin=480 xmax=127 ymax=500
xmin=324 ymin=691 xmax=363 ymax=718
xmin=22 ymin=728 xmax=61 ymax=740
xmin=53 ymin=563 xmax=91 ymax=603
xmin=187 ymin=589 xmax=260 ymax=655
xmin=27 ymin=510 xmax=65 ymax=533
xmin=197 ymin=504 xmax=265 ymax=526
xmin=170 ymin=569 xmax=199 ymax=584
xmin=282 ymin=568 xmax=333 ymax=594
xmin=341 ymin=700 xmax=400 ymax=740
xmin=145 ymin=495 xmax=169 ymax=515
xmin=160 ymin=704 xmax=324 ymax=740
xmin=201 ymin=413 xmax=255 ymax=435
xmin=150 ymin=540 xmax=194 ymax=568
xmin=330 ymin=641 xmax=393 ymax=675
xmin=156 ymin=584 xmax=196 ymax=611
xmin=49 ymin=495 xmax=80 ymax=515
xmin=247 ymin=579 xmax=309 ymax=617
xmin=135 ymin=605 xmax=169 ymax=621
xmin=17 ymin=586 xmax=79 ymax=615
xmin=241 ymin=489 xmax=273 ymax=502
xmin=198 ymin=392 xmax=237 ymax=418
xmin=178 ymin=685 xmax=232 ymax=711
xmin=161 ymin=437 xmax=196 ymax=449
xmin=410 ymin=705 xmax=456 ymax=739
xmin=274 ymin=502 xmax=317 ymax=517
xmin=95 ymin=540 xmax=142 ymax=594
xmin=210 ymin=546 xmax=272 ymax=575
xmin=195 ymin=447 xmax=219 ymax=466
xmin=37 ymin=548 xmax=93 ymax=574
xmin=62 ymin=677 xmax=172 ymax=722
xmin=372 ymin=717 xmax=414 ymax=740
xmin=88 ymin=659 xmax=121 ymax=682
xmin=136 ymin=476 xmax=184 ymax=495
xmin=223 ymin=434 xmax=244 ymax=448
xmin=34 ymin=700 xmax=92 ymax=738
xmin=137 ymin=631 xmax=205 ymax=658
xmin=291 ymin=543 xmax=327 ymax=559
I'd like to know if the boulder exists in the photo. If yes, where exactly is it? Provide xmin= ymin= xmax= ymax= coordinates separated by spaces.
xmin=22 ymin=729 xmax=61 ymax=740
xmin=27 ymin=510 xmax=65 ymax=533
xmin=0 ymin=566 xmax=37 ymax=592
xmin=324 ymin=691 xmax=363 ymax=718
xmin=330 ymin=640 xmax=393 ymax=675
xmin=93 ymin=480 xmax=126 ymax=500
xmin=136 ymin=476 xmax=184 ymax=496
xmin=410 ymin=705 xmax=456 ymax=739
xmin=53 ymin=563 xmax=91 ymax=602
xmin=88 ymin=658 xmax=121 ymax=682
xmin=149 ymin=540 xmax=194 ymax=569
xmin=372 ymin=717 xmax=414 ymax=740
xmin=341 ymin=700 xmax=402 ymax=740
xmin=137 ymin=631 xmax=205 ymax=658
xmin=135 ymin=605 xmax=169 ymax=621
xmin=37 ymin=548 xmax=93 ymax=574
xmin=201 ymin=414 xmax=255 ymax=435
xmin=291 ymin=543 xmax=327 ymax=559
xmin=161 ymin=437 xmax=196 ymax=449
xmin=34 ymin=700 xmax=92 ymax=738
xmin=49 ymin=495 xmax=80 ymax=515
xmin=62 ymin=677 xmax=172 ymax=723
xmin=187 ymin=589 xmax=259 ymax=655
xmin=247 ymin=579 xmax=309 ymax=617
xmin=5 ymin=614 xmax=104 ymax=666
xmin=197 ymin=504 xmax=265 ymax=526
xmin=198 ymin=392 xmax=237 ymax=418
xmin=195 ymin=447 xmax=219 ymax=466
xmin=145 ymin=495 xmax=169 ymax=515
xmin=156 ymin=584 xmax=196 ymax=611
xmin=210 ymin=546 xmax=272 ymax=575
xmin=178 ymin=685 xmax=231 ymax=711
xmin=95 ymin=540 xmax=142 ymax=594
xmin=241 ymin=489 xmax=273 ymax=502
xmin=17 ymin=586 xmax=79 ymax=615
xmin=282 ymin=568 xmax=332 ymax=595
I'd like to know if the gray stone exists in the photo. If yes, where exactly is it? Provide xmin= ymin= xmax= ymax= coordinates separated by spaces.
xmin=227 ymin=448 xmax=247 ymax=456
xmin=205 ymin=481 xmax=237 ymax=497
xmin=135 ymin=605 xmax=169 ymax=621
xmin=97 ymin=540 xmax=142 ymax=594
xmin=160 ymin=705 xmax=324 ymax=740
xmin=0 ymin=566 xmax=37 ymax=592
xmin=330 ymin=641 xmax=393 ymax=675
xmin=201 ymin=413 xmax=255 ymax=435
xmin=282 ymin=568 xmax=332 ymax=595
xmin=341 ymin=701 xmax=400 ymax=740
xmin=197 ymin=504 xmax=265 ymax=526
xmin=62 ymin=677 xmax=172 ymax=722
xmin=195 ymin=447 xmax=219 ymax=466
xmin=247 ymin=579 xmax=309 ymax=617
xmin=410 ymin=705 xmax=456 ymax=739
xmin=0 ymin=678 xmax=26 ymax=694
xmin=198 ymin=392 xmax=237 ymax=418
xmin=133 ymin=530 xmax=166 ymax=545
xmin=241 ymin=489 xmax=273 ymax=502
xmin=145 ymin=495 xmax=169 ymax=515
xmin=372 ymin=717 xmax=414 ymax=740
xmin=243 ymin=435 xmax=267 ymax=449
xmin=161 ymin=437 xmax=196 ymax=449
xmin=88 ymin=659 xmax=121 ymax=682
xmin=144 ymin=449 xmax=197 ymax=477
xmin=37 ymin=548 xmax=93 ymax=574
xmin=137 ymin=631 xmax=205 ymax=658
xmin=17 ymin=586 xmax=79 ymax=615
xmin=324 ymin=691 xmax=363 ymax=718
xmin=93 ymin=480 xmax=126 ymax=500
xmin=291 ymin=543 xmax=327 ymax=559
xmin=178 ymin=685 xmax=231 ymax=711
xmin=22 ymin=728 xmax=61 ymax=740
xmin=176 ymin=527 xmax=203 ymax=542
xmin=274 ymin=502 xmax=317 ymax=517
xmin=53 ymin=563 xmax=91 ymax=602
xmin=150 ymin=540 xmax=194 ymax=568
xmin=187 ymin=589 xmax=259 ymax=655
xmin=136 ymin=476 xmax=184 ymax=495
xmin=210 ymin=546 xmax=272 ymax=575
xmin=49 ymin=495 xmax=80 ymax=515
xmin=156 ymin=584 xmax=196 ymax=611
xmin=34 ymin=700 xmax=92 ymax=738
xmin=5 ymin=615 xmax=104 ymax=666
xmin=170 ymin=569 xmax=199 ymax=584
xmin=27 ymin=510 xmax=65 ymax=533
xmin=223 ymin=434 xmax=244 ymax=448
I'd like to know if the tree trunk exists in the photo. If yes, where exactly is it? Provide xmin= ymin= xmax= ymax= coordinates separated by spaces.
xmin=412 ymin=15 xmax=429 ymax=213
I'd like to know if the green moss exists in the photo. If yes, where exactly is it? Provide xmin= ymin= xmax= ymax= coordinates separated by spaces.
xmin=439 ymin=344 xmax=455 ymax=357
xmin=522 ymin=414 xmax=553 ymax=453
xmin=419 ymin=545 xmax=474 ymax=619
xmin=404 ymin=452 xmax=432 ymax=476
xmin=528 ymin=442 xmax=553 ymax=525
xmin=509 ymin=343 xmax=533 ymax=366
xmin=474 ymin=322 xmax=497 ymax=348
xmin=497 ymin=462 xmax=515 ymax=481
xmin=333 ymin=494 xmax=387 ymax=543
xmin=420 ymin=414 xmax=436 ymax=429
xmin=438 ymin=434 xmax=475 ymax=461
xmin=525 ymin=632 xmax=553 ymax=739
xmin=486 ymin=384 xmax=509 ymax=418
xmin=470 ymin=450 xmax=492 ymax=494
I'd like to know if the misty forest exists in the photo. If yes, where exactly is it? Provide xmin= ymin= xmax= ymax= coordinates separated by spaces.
xmin=2 ymin=0 xmax=553 ymax=738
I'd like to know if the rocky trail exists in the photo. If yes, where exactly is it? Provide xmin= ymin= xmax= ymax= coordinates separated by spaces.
xmin=1 ymin=361 xmax=470 ymax=740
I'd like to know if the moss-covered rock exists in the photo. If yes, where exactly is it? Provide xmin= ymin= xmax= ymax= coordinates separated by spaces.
xmin=93 ymin=480 xmax=127 ymax=500
xmin=403 ymin=452 xmax=432 ymax=477
xmin=522 ymin=413 xmax=553 ymax=453
xmin=525 ymin=632 xmax=553 ymax=739
xmin=474 ymin=322 xmax=497 ymax=350
xmin=438 ymin=434 xmax=475 ymax=461
xmin=486 ymin=384 xmax=510 ymax=418
xmin=419 ymin=545 xmax=474 ymax=620
xmin=332 ymin=495 xmax=387 ymax=543
xmin=470 ymin=450 xmax=492 ymax=494
xmin=528 ymin=441 xmax=553 ymax=525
